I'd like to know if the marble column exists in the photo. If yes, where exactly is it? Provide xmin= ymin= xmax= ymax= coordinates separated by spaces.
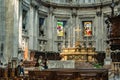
xmin=95 ymin=15 xmax=99 ymax=51
xmin=101 ymin=15 xmax=105 ymax=51
xmin=13 ymin=0 xmax=19 ymax=58
xmin=72 ymin=9 xmax=78 ymax=42
xmin=47 ymin=7 xmax=54 ymax=51
xmin=71 ymin=9 xmax=76 ymax=47
xmin=33 ymin=8 xmax=38 ymax=50
xmin=71 ymin=14 xmax=75 ymax=47
xmin=100 ymin=13 xmax=104 ymax=51
xmin=29 ymin=5 xmax=34 ymax=50
xmin=0 ymin=0 xmax=5 ymax=62
xmin=52 ymin=15 xmax=56 ymax=51
xmin=68 ymin=27 xmax=71 ymax=47
xmin=4 ymin=0 xmax=14 ymax=63
xmin=18 ymin=0 xmax=23 ymax=50
xmin=95 ymin=10 xmax=103 ymax=51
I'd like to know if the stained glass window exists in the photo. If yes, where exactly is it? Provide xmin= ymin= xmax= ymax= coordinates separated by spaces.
xmin=57 ymin=21 xmax=64 ymax=36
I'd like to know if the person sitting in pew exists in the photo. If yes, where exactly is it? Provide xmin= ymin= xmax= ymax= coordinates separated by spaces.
xmin=43 ymin=58 xmax=48 ymax=69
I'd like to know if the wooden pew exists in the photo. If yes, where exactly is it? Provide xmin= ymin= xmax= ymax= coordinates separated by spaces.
xmin=28 ymin=68 xmax=108 ymax=80
xmin=0 ymin=68 xmax=8 ymax=80
xmin=28 ymin=70 xmax=52 ymax=80
xmin=54 ymin=71 xmax=75 ymax=80
xmin=77 ymin=69 xmax=108 ymax=80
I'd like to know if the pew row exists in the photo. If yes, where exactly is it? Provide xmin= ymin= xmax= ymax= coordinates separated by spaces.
xmin=28 ymin=68 xmax=108 ymax=80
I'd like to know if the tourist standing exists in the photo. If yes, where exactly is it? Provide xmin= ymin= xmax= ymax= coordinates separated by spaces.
xmin=18 ymin=59 xmax=24 ymax=76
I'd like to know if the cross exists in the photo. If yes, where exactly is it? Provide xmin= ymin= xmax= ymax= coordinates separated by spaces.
xmin=74 ymin=27 xmax=81 ymax=41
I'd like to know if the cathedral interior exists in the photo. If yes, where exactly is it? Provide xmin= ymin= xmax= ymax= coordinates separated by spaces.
xmin=0 ymin=0 xmax=120 ymax=80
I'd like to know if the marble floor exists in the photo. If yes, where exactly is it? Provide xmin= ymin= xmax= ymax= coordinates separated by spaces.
xmin=109 ymin=77 xmax=120 ymax=80
xmin=109 ymin=74 xmax=120 ymax=80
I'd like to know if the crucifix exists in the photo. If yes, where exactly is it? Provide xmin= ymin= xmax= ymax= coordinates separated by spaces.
xmin=74 ymin=26 xmax=81 ymax=41
xmin=74 ymin=26 xmax=81 ymax=48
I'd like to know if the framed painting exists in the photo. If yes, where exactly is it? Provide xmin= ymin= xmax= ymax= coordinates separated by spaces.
xmin=83 ymin=21 xmax=92 ymax=37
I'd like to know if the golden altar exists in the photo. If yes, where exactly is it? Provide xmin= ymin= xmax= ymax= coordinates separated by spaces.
xmin=60 ymin=41 xmax=97 ymax=62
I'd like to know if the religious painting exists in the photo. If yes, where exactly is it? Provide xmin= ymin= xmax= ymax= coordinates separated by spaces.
xmin=83 ymin=21 xmax=92 ymax=36
xmin=57 ymin=21 xmax=64 ymax=36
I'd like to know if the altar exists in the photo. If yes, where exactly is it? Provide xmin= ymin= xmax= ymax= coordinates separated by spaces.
xmin=60 ymin=27 xmax=97 ymax=62
xmin=60 ymin=39 xmax=97 ymax=62
xmin=60 ymin=44 xmax=96 ymax=62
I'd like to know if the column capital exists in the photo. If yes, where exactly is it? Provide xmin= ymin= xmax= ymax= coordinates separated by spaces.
xmin=49 ymin=7 xmax=54 ymax=14
xmin=30 ymin=0 xmax=39 ymax=10
xmin=71 ymin=8 xmax=78 ymax=17
xmin=96 ymin=11 xmax=102 ymax=17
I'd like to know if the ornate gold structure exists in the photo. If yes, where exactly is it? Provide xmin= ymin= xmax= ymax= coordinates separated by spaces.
xmin=60 ymin=27 xmax=96 ymax=62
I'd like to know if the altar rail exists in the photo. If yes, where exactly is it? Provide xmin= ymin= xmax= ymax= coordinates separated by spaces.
xmin=28 ymin=68 xmax=108 ymax=80
xmin=48 ymin=60 xmax=75 ymax=68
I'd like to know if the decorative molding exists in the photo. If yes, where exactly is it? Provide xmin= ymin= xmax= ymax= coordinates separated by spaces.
xmin=54 ymin=14 xmax=70 ymax=19
xmin=79 ymin=15 xmax=95 ymax=19
xmin=38 ymin=11 xmax=48 ymax=17
xmin=39 ymin=0 xmax=116 ymax=8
